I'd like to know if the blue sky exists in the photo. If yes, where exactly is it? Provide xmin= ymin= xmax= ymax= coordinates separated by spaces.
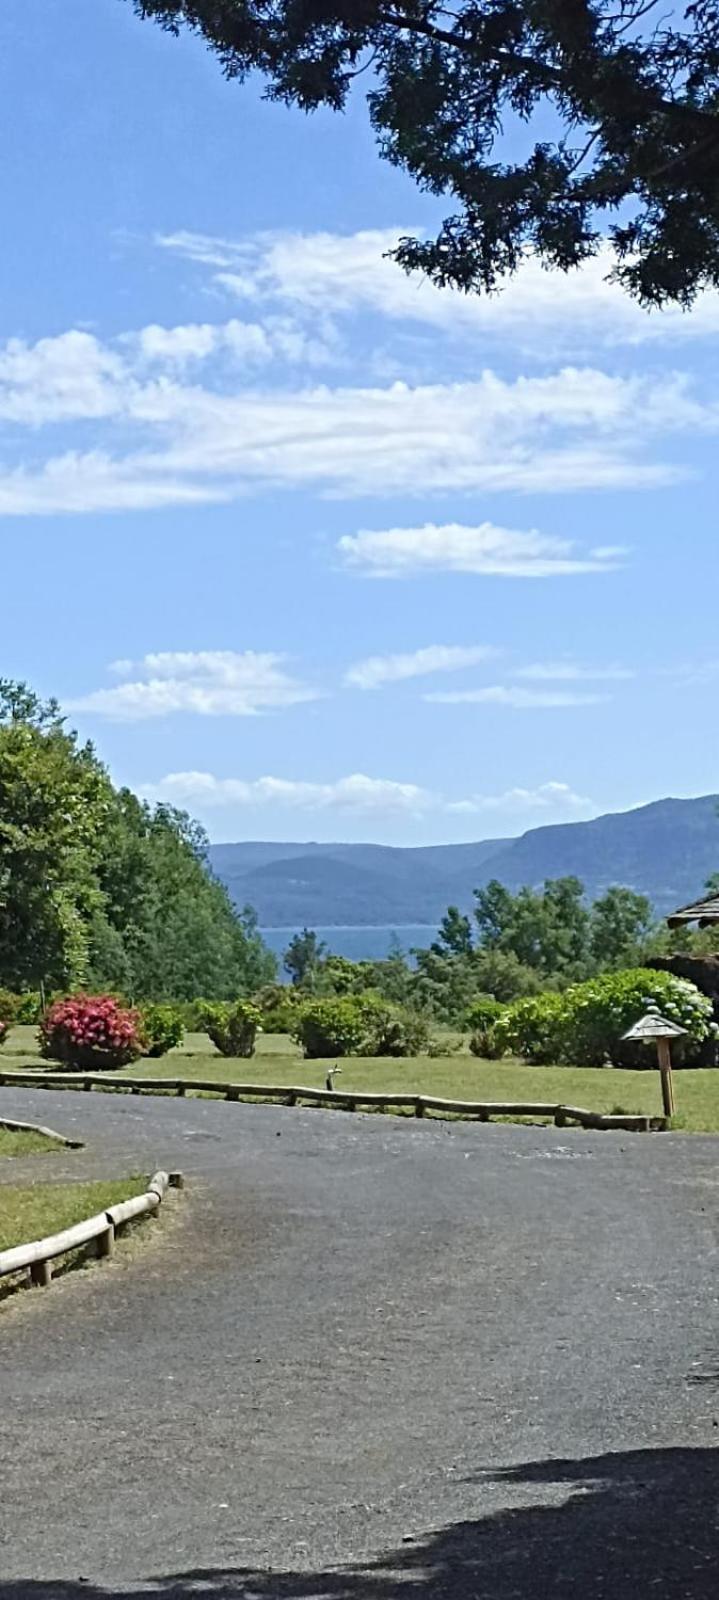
xmin=1 ymin=1 xmax=717 ymax=845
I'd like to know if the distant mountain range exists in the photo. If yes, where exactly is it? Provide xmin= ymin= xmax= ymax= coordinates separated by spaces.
xmin=208 ymin=794 xmax=719 ymax=928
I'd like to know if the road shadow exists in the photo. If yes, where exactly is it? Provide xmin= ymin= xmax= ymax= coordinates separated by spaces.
xmin=1 ymin=1446 xmax=716 ymax=1599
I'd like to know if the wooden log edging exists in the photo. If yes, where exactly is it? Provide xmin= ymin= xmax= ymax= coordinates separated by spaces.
xmin=0 ymin=1067 xmax=667 ymax=1132
xmin=0 ymin=1169 xmax=178 ymax=1289
xmin=0 ymin=1114 xmax=84 ymax=1149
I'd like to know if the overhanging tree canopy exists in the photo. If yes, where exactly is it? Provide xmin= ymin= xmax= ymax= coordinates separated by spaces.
xmin=131 ymin=2 xmax=719 ymax=306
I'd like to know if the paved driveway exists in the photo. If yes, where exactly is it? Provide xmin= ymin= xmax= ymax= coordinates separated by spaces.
xmin=0 ymin=1088 xmax=717 ymax=1597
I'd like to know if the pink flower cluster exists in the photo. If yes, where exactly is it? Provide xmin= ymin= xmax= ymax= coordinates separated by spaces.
xmin=41 ymin=994 xmax=142 ymax=1067
xmin=0 ymin=1018 xmax=7 ymax=1046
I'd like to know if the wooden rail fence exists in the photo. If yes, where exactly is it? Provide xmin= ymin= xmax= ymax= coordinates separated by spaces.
xmin=0 ymin=1169 xmax=177 ymax=1289
xmin=0 ymin=1067 xmax=666 ymax=1132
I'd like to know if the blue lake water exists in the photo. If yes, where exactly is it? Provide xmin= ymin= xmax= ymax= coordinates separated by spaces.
xmin=260 ymin=925 xmax=438 ymax=964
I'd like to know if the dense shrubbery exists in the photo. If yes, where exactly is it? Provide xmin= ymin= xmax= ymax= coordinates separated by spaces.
xmin=254 ymin=983 xmax=301 ymax=1034
xmin=490 ymin=969 xmax=716 ymax=1068
xmin=139 ymin=1002 xmax=185 ymax=1057
xmin=292 ymin=996 xmax=369 ymax=1058
xmin=0 ymin=1017 xmax=7 ymax=1046
xmin=39 ymin=994 xmax=143 ymax=1069
xmin=292 ymin=993 xmax=429 ymax=1058
xmin=198 ymin=999 xmax=262 ymax=1058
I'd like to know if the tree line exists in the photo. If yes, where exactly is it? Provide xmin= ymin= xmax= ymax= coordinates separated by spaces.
xmin=0 ymin=681 xmax=274 ymax=999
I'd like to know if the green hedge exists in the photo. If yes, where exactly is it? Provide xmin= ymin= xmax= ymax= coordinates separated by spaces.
xmin=139 ymin=1002 xmax=185 ymax=1057
xmin=292 ymin=992 xmax=430 ymax=1058
xmin=493 ymin=968 xmax=716 ymax=1068
xmin=197 ymin=999 xmax=262 ymax=1057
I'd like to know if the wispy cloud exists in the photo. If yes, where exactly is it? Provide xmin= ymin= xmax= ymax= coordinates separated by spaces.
xmin=68 ymin=651 xmax=320 ymax=720
xmin=141 ymin=770 xmax=435 ymax=814
xmin=345 ymin=644 xmax=497 ymax=690
xmin=164 ymin=226 xmax=719 ymax=352
xmin=447 ymin=781 xmax=593 ymax=815
xmin=516 ymin=661 xmax=634 ymax=682
xmin=425 ymin=686 xmax=607 ymax=709
xmin=140 ymin=768 xmax=596 ymax=823
xmin=338 ymin=522 xmax=625 ymax=580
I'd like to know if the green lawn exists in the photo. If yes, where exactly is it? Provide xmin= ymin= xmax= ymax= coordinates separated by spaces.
xmin=0 ymin=1127 xmax=58 ymax=1158
xmin=3 ymin=1025 xmax=719 ymax=1132
xmin=0 ymin=1177 xmax=143 ymax=1253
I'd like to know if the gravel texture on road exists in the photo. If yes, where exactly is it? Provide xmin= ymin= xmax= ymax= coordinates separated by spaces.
xmin=0 ymin=1087 xmax=717 ymax=1598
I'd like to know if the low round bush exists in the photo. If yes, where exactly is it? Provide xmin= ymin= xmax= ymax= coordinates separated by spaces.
xmin=0 ymin=989 xmax=21 ymax=1026
xmin=292 ymin=996 xmax=369 ymax=1058
xmin=15 ymin=991 xmax=43 ymax=1025
xmin=466 ymin=995 xmax=507 ymax=1058
xmin=293 ymin=993 xmax=430 ymax=1058
xmin=359 ymin=995 xmax=430 ymax=1057
xmin=139 ymin=1003 xmax=185 ymax=1057
xmin=494 ymin=991 xmax=567 ymax=1064
xmin=254 ymin=983 xmax=301 ymax=1034
xmin=40 ymin=994 xmax=143 ymax=1070
xmin=198 ymin=999 xmax=262 ymax=1058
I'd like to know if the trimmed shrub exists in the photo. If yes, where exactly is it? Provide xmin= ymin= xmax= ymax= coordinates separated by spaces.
xmin=198 ymin=999 xmax=262 ymax=1058
xmin=40 ymin=994 xmax=143 ymax=1070
xmin=0 ymin=990 xmax=21 ymax=1025
xmin=254 ymin=983 xmax=300 ymax=1034
xmin=556 ymin=968 xmax=716 ymax=1068
xmin=359 ymin=995 xmax=430 ymax=1057
xmin=292 ymin=996 xmax=369 ymax=1058
xmin=139 ymin=1002 xmax=185 ymax=1057
xmin=15 ymin=991 xmax=43 ymax=1024
xmin=494 ymin=992 xmax=567 ymax=1064
xmin=494 ymin=968 xmax=717 ymax=1068
xmin=466 ymin=994 xmax=506 ymax=1056
xmin=292 ymin=993 xmax=430 ymax=1058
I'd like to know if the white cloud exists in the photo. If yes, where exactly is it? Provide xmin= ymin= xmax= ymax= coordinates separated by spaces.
xmin=447 ymin=781 xmax=593 ymax=815
xmin=0 ymin=451 xmax=226 ymax=515
xmin=140 ymin=768 xmax=595 ymax=822
xmin=175 ymin=226 xmax=719 ymax=351
xmin=516 ymin=662 xmax=634 ymax=682
xmin=345 ymin=644 xmax=497 ymax=690
xmin=0 ymin=331 xmax=128 ymax=424
xmin=338 ymin=522 xmax=624 ymax=579
xmin=425 ymin=686 xmax=607 ymax=709
xmin=142 ymin=770 xmax=435 ymax=814
xmin=67 ymin=651 xmax=319 ymax=720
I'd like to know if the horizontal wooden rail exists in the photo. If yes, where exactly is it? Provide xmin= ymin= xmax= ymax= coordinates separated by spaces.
xmin=0 ymin=1169 xmax=173 ymax=1288
xmin=0 ymin=1066 xmax=665 ymax=1132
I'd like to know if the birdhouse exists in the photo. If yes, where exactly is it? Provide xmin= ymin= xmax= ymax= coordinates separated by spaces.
xmin=622 ymin=1010 xmax=686 ymax=1117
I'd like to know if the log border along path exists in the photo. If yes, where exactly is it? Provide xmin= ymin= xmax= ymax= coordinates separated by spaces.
xmin=0 ymin=1066 xmax=666 ymax=1131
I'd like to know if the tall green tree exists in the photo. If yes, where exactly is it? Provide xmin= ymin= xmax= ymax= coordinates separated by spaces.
xmin=431 ymin=905 xmax=474 ymax=958
xmin=0 ymin=682 xmax=114 ymax=989
xmin=589 ymin=885 xmax=653 ymax=968
xmin=132 ymin=2 xmax=719 ymax=308
xmin=0 ymin=681 xmax=276 ymax=999
xmin=284 ymin=927 xmax=327 ymax=989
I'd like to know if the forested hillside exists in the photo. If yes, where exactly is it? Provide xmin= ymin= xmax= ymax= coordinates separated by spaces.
xmin=210 ymin=797 xmax=719 ymax=926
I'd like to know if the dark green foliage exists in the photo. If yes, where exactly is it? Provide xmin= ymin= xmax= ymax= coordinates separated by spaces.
xmin=495 ymin=968 xmax=717 ymax=1067
xmin=0 ymin=989 xmax=20 ymax=1025
xmin=589 ymin=886 xmax=653 ymax=968
xmin=139 ymin=1002 xmax=185 ymax=1057
xmin=358 ymin=994 xmax=430 ymax=1057
xmin=283 ymin=927 xmax=327 ymax=989
xmin=292 ymin=996 xmax=369 ymax=1058
xmin=431 ymin=906 xmax=473 ymax=958
xmin=466 ymin=994 xmax=505 ymax=1055
xmin=198 ymin=999 xmax=262 ymax=1057
xmin=0 ymin=681 xmax=276 ymax=1002
xmin=130 ymin=2 xmax=719 ymax=309
xmin=253 ymin=983 xmax=301 ymax=1034
xmin=292 ymin=992 xmax=429 ymax=1057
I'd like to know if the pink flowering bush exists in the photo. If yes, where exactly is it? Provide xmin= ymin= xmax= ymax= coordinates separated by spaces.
xmin=39 ymin=994 xmax=143 ymax=1070
xmin=0 ymin=1017 xmax=8 ymax=1047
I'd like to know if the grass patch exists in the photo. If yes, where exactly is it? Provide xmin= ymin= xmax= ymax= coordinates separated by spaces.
xmin=0 ymin=1176 xmax=144 ymax=1253
xmin=0 ymin=1127 xmax=59 ymax=1158
xmin=4 ymin=1026 xmax=719 ymax=1132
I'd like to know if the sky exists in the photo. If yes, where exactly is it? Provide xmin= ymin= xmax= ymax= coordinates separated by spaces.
xmin=0 ymin=1 xmax=717 ymax=846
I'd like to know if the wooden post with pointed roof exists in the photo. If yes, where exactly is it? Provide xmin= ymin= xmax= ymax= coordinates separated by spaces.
xmin=622 ymin=1010 xmax=687 ymax=1119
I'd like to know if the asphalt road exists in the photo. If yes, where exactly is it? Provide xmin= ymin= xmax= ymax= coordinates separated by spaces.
xmin=0 ymin=1087 xmax=717 ymax=1599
